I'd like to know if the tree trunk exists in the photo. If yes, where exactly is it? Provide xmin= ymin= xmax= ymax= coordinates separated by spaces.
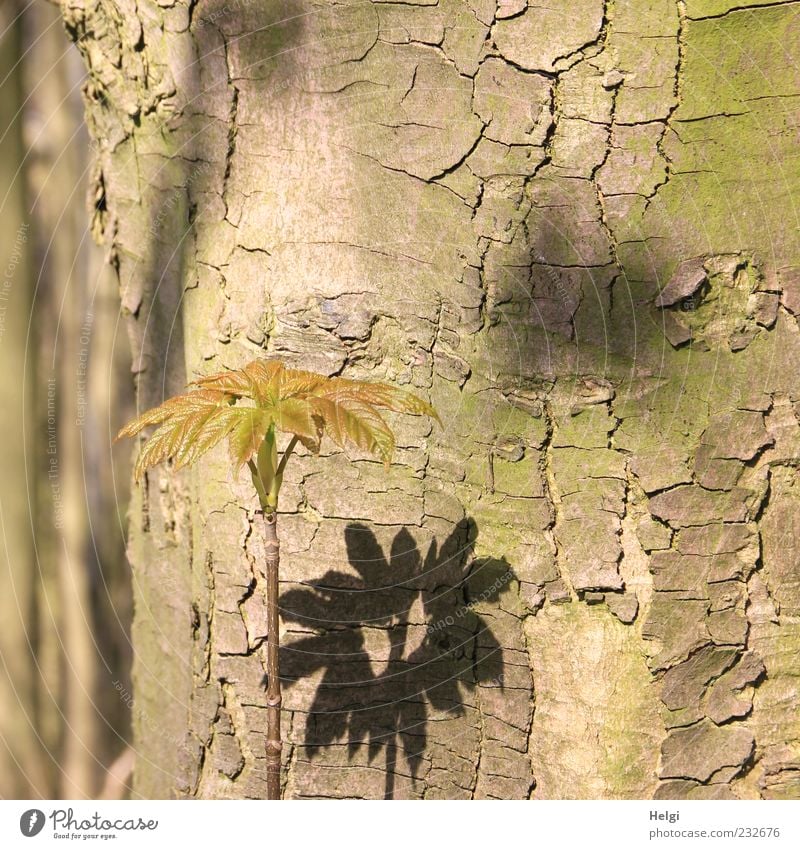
xmin=0 ymin=0 xmax=136 ymax=797
xmin=0 ymin=0 xmax=46 ymax=798
xmin=25 ymin=2 xmax=99 ymax=796
xmin=62 ymin=0 xmax=800 ymax=800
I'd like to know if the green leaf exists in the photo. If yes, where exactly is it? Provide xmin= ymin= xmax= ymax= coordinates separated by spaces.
xmin=270 ymin=396 xmax=322 ymax=452
xmin=311 ymin=396 xmax=395 ymax=465
xmin=322 ymin=379 xmax=441 ymax=423
xmin=116 ymin=389 xmax=233 ymax=440
xmin=116 ymin=358 xmax=439 ymax=486
xmin=121 ymin=391 xmax=236 ymax=481
xmin=256 ymin=424 xmax=277 ymax=490
xmin=228 ymin=408 xmax=272 ymax=471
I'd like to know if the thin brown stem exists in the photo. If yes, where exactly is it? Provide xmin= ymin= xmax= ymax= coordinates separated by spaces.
xmin=263 ymin=510 xmax=282 ymax=800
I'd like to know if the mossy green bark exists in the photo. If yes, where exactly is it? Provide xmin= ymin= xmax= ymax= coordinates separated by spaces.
xmin=63 ymin=0 xmax=800 ymax=799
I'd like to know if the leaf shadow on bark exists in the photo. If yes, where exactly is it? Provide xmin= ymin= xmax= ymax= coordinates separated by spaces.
xmin=278 ymin=518 xmax=513 ymax=799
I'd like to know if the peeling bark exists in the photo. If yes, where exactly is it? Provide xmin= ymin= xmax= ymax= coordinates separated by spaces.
xmin=61 ymin=0 xmax=800 ymax=799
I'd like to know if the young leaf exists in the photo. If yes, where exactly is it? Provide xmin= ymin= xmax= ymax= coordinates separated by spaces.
xmin=321 ymin=379 xmax=441 ymax=423
xmin=271 ymin=396 xmax=322 ymax=452
xmin=117 ymin=389 xmax=233 ymax=440
xmin=311 ymin=396 xmax=396 ymax=465
xmin=116 ymin=358 xmax=439 ymax=484
xmin=118 ymin=390 xmax=237 ymax=481
xmin=228 ymin=408 xmax=272 ymax=471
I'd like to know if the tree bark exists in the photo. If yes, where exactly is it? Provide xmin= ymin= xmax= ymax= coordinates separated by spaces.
xmin=0 ymin=0 xmax=135 ymax=797
xmin=62 ymin=0 xmax=800 ymax=800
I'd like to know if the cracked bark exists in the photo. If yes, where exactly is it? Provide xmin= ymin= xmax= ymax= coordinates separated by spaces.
xmin=61 ymin=0 xmax=800 ymax=799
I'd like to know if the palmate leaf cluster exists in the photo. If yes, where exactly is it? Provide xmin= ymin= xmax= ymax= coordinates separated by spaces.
xmin=116 ymin=359 xmax=439 ymax=509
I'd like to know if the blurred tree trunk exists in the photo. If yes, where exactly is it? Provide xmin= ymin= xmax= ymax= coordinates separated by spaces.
xmin=24 ymin=0 xmax=135 ymax=798
xmin=61 ymin=0 xmax=800 ymax=800
xmin=0 ymin=0 xmax=133 ymax=799
xmin=0 ymin=0 xmax=49 ymax=799
xmin=26 ymin=0 xmax=98 ymax=796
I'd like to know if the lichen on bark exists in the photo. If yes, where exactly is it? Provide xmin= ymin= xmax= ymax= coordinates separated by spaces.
xmin=61 ymin=0 xmax=800 ymax=799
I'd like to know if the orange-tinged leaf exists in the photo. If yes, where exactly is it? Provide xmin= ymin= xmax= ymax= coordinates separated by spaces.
xmin=174 ymin=405 xmax=243 ymax=469
xmin=191 ymin=368 xmax=256 ymax=397
xmin=124 ymin=390 xmax=237 ymax=480
xmin=228 ymin=408 xmax=272 ymax=471
xmin=188 ymin=359 xmax=438 ymax=422
xmin=311 ymin=396 xmax=395 ymax=465
xmin=320 ymin=379 xmax=440 ymax=423
xmin=192 ymin=359 xmax=283 ymax=402
xmin=115 ymin=389 xmax=233 ymax=441
xmin=272 ymin=367 xmax=327 ymax=399
xmin=271 ymin=396 xmax=321 ymax=448
xmin=117 ymin=358 xmax=439 ymax=481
